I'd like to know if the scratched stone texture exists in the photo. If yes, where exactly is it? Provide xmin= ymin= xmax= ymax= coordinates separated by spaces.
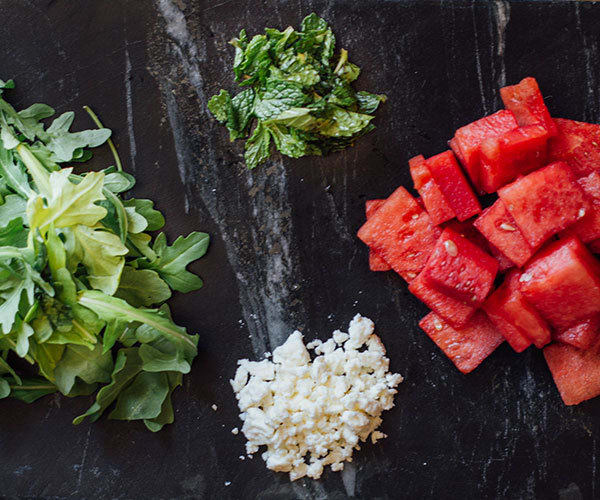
xmin=1 ymin=0 xmax=600 ymax=499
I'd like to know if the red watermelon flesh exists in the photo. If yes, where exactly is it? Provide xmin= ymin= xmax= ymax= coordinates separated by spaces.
xmin=500 ymin=77 xmax=557 ymax=136
xmin=483 ymin=288 xmax=532 ymax=353
xmin=589 ymin=238 xmax=600 ymax=255
xmin=544 ymin=342 xmax=600 ymax=405
xmin=488 ymin=244 xmax=515 ymax=272
xmin=365 ymin=200 xmax=391 ymax=272
xmin=409 ymin=155 xmax=455 ymax=225
xmin=548 ymin=118 xmax=600 ymax=178
xmin=498 ymin=162 xmax=589 ymax=248
xmin=419 ymin=311 xmax=504 ymax=374
xmin=425 ymin=151 xmax=481 ymax=221
xmin=409 ymin=271 xmax=476 ymax=328
xmin=554 ymin=315 xmax=600 ymax=351
xmin=358 ymin=186 xmax=441 ymax=280
xmin=519 ymin=236 xmax=600 ymax=330
xmin=450 ymin=110 xmax=519 ymax=192
xmin=560 ymin=171 xmax=600 ymax=243
xmin=473 ymin=199 xmax=534 ymax=267
xmin=443 ymin=219 xmax=512 ymax=271
xmin=422 ymin=228 xmax=498 ymax=305
xmin=479 ymin=124 xmax=549 ymax=193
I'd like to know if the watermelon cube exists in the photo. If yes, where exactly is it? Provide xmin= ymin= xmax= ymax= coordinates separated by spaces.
xmin=589 ymin=239 xmax=600 ymax=255
xmin=560 ymin=171 xmax=600 ymax=243
xmin=357 ymin=186 xmax=441 ymax=281
xmin=498 ymin=162 xmax=589 ymax=248
xmin=419 ymin=311 xmax=504 ymax=374
xmin=488 ymin=244 xmax=515 ymax=272
xmin=500 ymin=77 xmax=557 ymax=136
xmin=473 ymin=199 xmax=534 ymax=267
xmin=519 ymin=236 xmax=600 ymax=330
xmin=422 ymin=228 xmax=498 ymax=305
xmin=409 ymin=272 xmax=476 ymax=328
xmin=483 ymin=270 xmax=551 ymax=351
xmin=548 ymin=118 xmax=600 ymax=178
xmin=443 ymin=219 xmax=513 ymax=271
xmin=450 ymin=110 xmax=519 ymax=192
xmin=409 ymin=155 xmax=455 ymax=225
xmin=479 ymin=124 xmax=550 ymax=193
xmin=555 ymin=315 xmax=600 ymax=351
xmin=425 ymin=151 xmax=481 ymax=221
xmin=365 ymin=200 xmax=391 ymax=272
xmin=544 ymin=342 xmax=600 ymax=405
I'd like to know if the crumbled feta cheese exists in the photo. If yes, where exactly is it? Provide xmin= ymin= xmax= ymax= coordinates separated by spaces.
xmin=211 ymin=404 xmax=218 ymax=411
xmin=230 ymin=314 xmax=403 ymax=481
xmin=231 ymin=427 xmax=239 ymax=435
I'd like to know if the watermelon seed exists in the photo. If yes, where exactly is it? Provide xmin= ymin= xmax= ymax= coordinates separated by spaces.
xmin=471 ymin=295 xmax=477 ymax=302
xmin=444 ymin=240 xmax=458 ymax=257
xmin=499 ymin=223 xmax=516 ymax=231
xmin=593 ymin=141 xmax=598 ymax=147
xmin=433 ymin=319 xmax=443 ymax=331
xmin=578 ymin=208 xmax=586 ymax=218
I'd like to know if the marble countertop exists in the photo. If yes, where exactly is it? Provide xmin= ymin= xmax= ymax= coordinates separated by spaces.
xmin=1 ymin=1 xmax=599 ymax=498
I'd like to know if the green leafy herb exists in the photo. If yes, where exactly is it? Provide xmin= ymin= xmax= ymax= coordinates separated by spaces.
xmin=208 ymin=13 xmax=386 ymax=168
xmin=0 ymin=79 xmax=209 ymax=431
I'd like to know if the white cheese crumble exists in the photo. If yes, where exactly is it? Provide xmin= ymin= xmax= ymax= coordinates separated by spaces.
xmin=230 ymin=314 xmax=403 ymax=481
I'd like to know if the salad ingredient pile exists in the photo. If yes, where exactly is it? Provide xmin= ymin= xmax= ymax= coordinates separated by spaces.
xmin=209 ymin=13 xmax=386 ymax=169
xmin=230 ymin=314 xmax=402 ymax=481
xmin=358 ymin=77 xmax=600 ymax=406
xmin=0 ymin=79 xmax=208 ymax=431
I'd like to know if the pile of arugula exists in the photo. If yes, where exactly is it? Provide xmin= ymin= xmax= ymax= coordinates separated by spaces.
xmin=208 ymin=13 xmax=386 ymax=169
xmin=0 ymin=78 xmax=209 ymax=431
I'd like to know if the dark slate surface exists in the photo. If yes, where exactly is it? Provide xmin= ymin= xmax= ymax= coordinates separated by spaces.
xmin=1 ymin=0 xmax=600 ymax=498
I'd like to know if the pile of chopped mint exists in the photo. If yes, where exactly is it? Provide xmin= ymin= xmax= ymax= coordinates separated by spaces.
xmin=0 ymin=78 xmax=209 ymax=431
xmin=208 ymin=13 xmax=386 ymax=169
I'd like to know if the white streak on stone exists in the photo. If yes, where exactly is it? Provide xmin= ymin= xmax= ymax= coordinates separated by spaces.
xmin=492 ymin=0 xmax=510 ymax=88
xmin=471 ymin=2 xmax=488 ymax=115
xmin=124 ymin=47 xmax=137 ymax=174
xmin=342 ymin=462 xmax=357 ymax=497
xmin=155 ymin=0 xmax=304 ymax=354
xmin=575 ymin=3 xmax=597 ymax=122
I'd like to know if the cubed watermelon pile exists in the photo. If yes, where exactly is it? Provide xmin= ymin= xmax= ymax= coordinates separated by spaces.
xmin=358 ymin=77 xmax=600 ymax=406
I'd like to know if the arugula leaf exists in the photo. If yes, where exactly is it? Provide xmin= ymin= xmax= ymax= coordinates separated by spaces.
xmin=143 ymin=372 xmax=181 ymax=432
xmin=66 ymin=225 xmax=128 ymax=295
xmin=143 ymin=231 xmax=209 ymax=293
xmin=208 ymin=13 xmax=386 ymax=168
xmin=0 ymin=80 xmax=208 ymax=431
xmin=73 ymin=347 xmax=143 ymax=424
xmin=29 ymin=339 xmax=64 ymax=381
xmin=115 ymin=267 xmax=171 ymax=308
xmin=103 ymin=171 xmax=136 ymax=194
xmin=77 ymin=290 xmax=198 ymax=354
xmin=27 ymin=168 xmax=107 ymax=234
xmin=109 ymin=371 xmax=169 ymax=420
xmin=40 ymin=111 xmax=111 ymax=162
xmin=123 ymin=199 xmax=165 ymax=231
xmin=0 ymin=143 xmax=33 ymax=198
xmin=53 ymin=343 xmax=113 ymax=396
xmin=0 ymin=194 xmax=26 ymax=227
xmin=4 ymin=377 xmax=56 ymax=403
